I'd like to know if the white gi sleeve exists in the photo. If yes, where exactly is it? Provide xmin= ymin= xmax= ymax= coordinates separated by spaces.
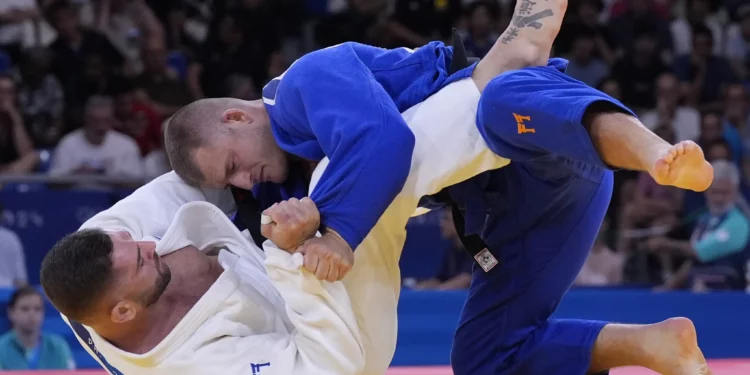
xmin=80 ymin=171 xmax=235 ymax=237
xmin=255 ymin=241 xmax=365 ymax=375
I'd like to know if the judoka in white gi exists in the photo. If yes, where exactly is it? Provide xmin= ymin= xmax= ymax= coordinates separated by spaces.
xmin=40 ymin=79 xmax=504 ymax=375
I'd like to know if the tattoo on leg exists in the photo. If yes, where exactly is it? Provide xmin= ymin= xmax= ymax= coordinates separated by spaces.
xmin=513 ymin=9 xmax=554 ymax=29
xmin=500 ymin=0 xmax=554 ymax=44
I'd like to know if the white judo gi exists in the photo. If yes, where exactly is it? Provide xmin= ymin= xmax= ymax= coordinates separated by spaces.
xmin=63 ymin=78 xmax=510 ymax=375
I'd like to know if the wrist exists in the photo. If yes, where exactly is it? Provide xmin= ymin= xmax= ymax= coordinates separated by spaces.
xmin=323 ymin=229 xmax=352 ymax=252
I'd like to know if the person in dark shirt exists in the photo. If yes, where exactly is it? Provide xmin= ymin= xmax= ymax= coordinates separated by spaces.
xmin=461 ymin=1 xmax=500 ymax=59
xmin=0 ymin=75 xmax=38 ymax=173
xmin=46 ymin=0 xmax=124 ymax=127
xmin=612 ymin=27 xmax=667 ymax=110
xmin=673 ymin=24 xmax=736 ymax=112
xmin=556 ymin=0 xmax=616 ymax=64
xmin=187 ymin=13 xmax=268 ymax=99
xmin=387 ymin=0 xmax=463 ymax=48
xmin=132 ymin=38 xmax=194 ymax=117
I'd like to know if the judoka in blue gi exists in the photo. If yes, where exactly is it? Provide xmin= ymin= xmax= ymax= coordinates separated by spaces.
xmin=163 ymin=0 xmax=714 ymax=373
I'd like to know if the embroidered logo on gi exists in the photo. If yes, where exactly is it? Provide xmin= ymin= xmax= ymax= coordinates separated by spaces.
xmin=251 ymin=362 xmax=270 ymax=375
xmin=475 ymin=248 xmax=498 ymax=272
xmin=514 ymin=113 xmax=535 ymax=134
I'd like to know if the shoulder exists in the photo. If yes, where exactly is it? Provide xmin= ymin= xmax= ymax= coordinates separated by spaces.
xmin=56 ymin=130 xmax=84 ymax=148
xmin=44 ymin=333 xmax=71 ymax=349
xmin=107 ymin=131 xmax=140 ymax=150
xmin=0 ymin=227 xmax=22 ymax=247
xmin=0 ymin=331 xmax=14 ymax=346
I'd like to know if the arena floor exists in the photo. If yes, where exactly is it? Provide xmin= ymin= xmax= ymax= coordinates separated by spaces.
xmin=4 ymin=360 xmax=748 ymax=375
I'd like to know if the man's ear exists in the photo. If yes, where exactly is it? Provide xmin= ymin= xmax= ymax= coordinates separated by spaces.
xmin=111 ymin=301 xmax=137 ymax=324
xmin=222 ymin=109 xmax=251 ymax=124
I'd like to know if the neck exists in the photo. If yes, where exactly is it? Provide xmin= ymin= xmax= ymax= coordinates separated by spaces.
xmin=14 ymin=329 xmax=40 ymax=349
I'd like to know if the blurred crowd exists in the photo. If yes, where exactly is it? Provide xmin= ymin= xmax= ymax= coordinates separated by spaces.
xmin=0 ymin=0 xmax=749 ymax=300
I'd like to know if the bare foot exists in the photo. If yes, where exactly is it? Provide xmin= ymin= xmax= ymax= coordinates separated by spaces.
xmin=640 ymin=317 xmax=712 ymax=375
xmin=649 ymin=141 xmax=714 ymax=192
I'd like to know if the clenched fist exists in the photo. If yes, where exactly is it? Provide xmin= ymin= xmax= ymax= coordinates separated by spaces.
xmin=260 ymin=197 xmax=320 ymax=251
xmin=297 ymin=231 xmax=354 ymax=282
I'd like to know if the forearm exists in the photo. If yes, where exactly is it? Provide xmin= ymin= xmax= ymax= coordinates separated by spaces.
xmin=584 ymin=105 xmax=670 ymax=171
xmin=5 ymin=152 xmax=40 ymax=174
xmin=662 ymin=239 xmax=696 ymax=257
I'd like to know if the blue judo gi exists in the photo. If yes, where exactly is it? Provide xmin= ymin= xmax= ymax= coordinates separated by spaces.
xmin=253 ymin=41 xmax=635 ymax=375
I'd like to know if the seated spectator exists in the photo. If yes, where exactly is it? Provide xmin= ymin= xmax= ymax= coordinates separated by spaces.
xmin=612 ymin=27 xmax=667 ymax=110
xmin=640 ymin=72 xmax=700 ymax=142
xmin=47 ymin=0 xmax=125 ymax=121
xmin=132 ymin=38 xmax=194 ymax=117
xmin=670 ymin=0 xmax=723 ymax=57
xmin=0 ymin=201 xmax=27 ymax=288
xmin=49 ymin=95 xmax=144 ymax=181
xmin=724 ymin=84 xmax=750 ymax=140
xmin=0 ymin=74 xmax=39 ymax=174
xmin=652 ymin=161 xmax=750 ymax=291
xmin=724 ymin=5 xmax=750 ymax=80
xmin=460 ymin=1 xmax=500 ymax=59
xmin=413 ymin=209 xmax=472 ymax=290
xmin=0 ymin=0 xmax=41 ymax=62
xmin=17 ymin=48 xmax=65 ymax=148
xmin=699 ymin=112 xmax=744 ymax=167
xmin=555 ymin=0 xmax=616 ymax=64
xmin=597 ymin=77 xmax=623 ymax=102
xmin=565 ymin=26 xmax=610 ymax=87
xmin=673 ymin=25 xmax=736 ymax=112
xmin=0 ymin=286 xmax=75 ymax=370
xmin=79 ymin=0 xmax=165 ymax=76
xmin=608 ymin=0 xmax=672 ymax=59
xmin=188 ymin=13 xmax=265 ymax=99
xmin=575 ymin=219 xmax=624 ymax=286
xmin=706 ymin=139 xmax=734 ymax=162
xmin=112 ymin=82 xmax=161 ymax=156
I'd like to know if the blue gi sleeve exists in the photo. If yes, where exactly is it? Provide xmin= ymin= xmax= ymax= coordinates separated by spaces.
xmin=272 ymin=49 xmax=416 ymax=250
xmin=476 ymin=60 xmax=637 ymax=168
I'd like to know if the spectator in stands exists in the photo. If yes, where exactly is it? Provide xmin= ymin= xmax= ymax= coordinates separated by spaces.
xmin=673 ymin=25 xmax=736 ymax=112
xmin=47 ymin=0 xmax=125 ymax=122
xmin=617 ymin=126 xmax=684 ymax=252
xmin=17 ymin=48 xmax=65 ymax=148
xmin=640 ymin=72 xmax=701 ymax=142
xmin=670 ymin=0 xmax=723 ymax=57
xmin=699 ymin=112 xmax=744 ymax=167
xmin=724 ymin=84 xmax=750 ymax=141
xmin=116 ymin=88 xmax=162 ymax=156
xmin=0 ymin=201 xmax=27 ymax=288
xmin=387 ymin=0 xmax=461 ymax=49
xmin=612 ymin=27 xmax=667 ymax=110
xmin=49 ymin=95 xmax=144 ymax=181
xmin=725 ymin=5 xmax=750 ymax=80
xmin=565 ymin=26 xmax=610 ymax=87
xmin=706 ymin=139 xmax=734 ymax=162
xmin=608 ymin=0 xmax=672 ymax=59
xmin=0 ymin=286 xmax=75 ymax=370
xmin=460 ymin=1 xmax=500 ymax=59
xmin=652 ymin=161 xmax=750 ymax=291
xmin=188 ymin=13 xmax=264 ymax=99
xmin=575 ymin=219 xmax=624 ymax=286
xmin=79 ymin=0 xmax=165 ymax=76
xmin=413 ymin=209 xmax=472 ymax=290
xmin=0 ymin=74 xmax=39 ymax=174
xmin=597 ymin=77 xmax=623 ymax=102
xmin=0 ymin=0 xmax=41 ymax=62
xmin=556 ymin=0 xmax=616 ymax=64
xmin=132 ymin=38 xmax=194 ymax=117
xmin=315 ymin=0 xmax=390 ymax=49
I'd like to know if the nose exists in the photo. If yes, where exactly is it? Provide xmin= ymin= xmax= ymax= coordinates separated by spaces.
xmin=139 ymin=241 xmax=157 ymax=260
